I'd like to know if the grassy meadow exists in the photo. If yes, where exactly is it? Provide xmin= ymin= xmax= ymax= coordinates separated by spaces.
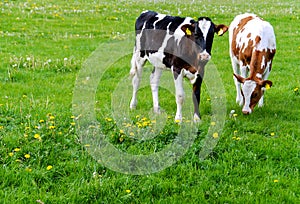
xmin=0 ymin=0 xmax=299 ymax=203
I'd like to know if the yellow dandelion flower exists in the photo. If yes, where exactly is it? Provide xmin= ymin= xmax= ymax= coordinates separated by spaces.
xmin=211 ymin=121 xmax=216 ymax=126
xmin=270 ymin=132 xmax=275 ymax=136
xmin=14 ymin=148 xmax=21 ymax=152
xmin=234 ymin=130 xmax=238 ymax=134
xmin=142 ymin=121 xmax=150 ymax=127
xmin=9 ymin=152 xmax=14 ymax=157
xmin=34 ymin=134 xmax=41 ymax=140
xmin=175 ymin=119 xmax=181 ymax=123
xmin=39 ymin=119 xmax=45 ymax=123
xmin=125 ymin=123 xmax=132 ymax=127
xmin=125 ymin=189 xmax=131 ymax=193
xmin=0 ymin=126 xmax=3 ymax=130
xmin=46 ymin=165 xmax=53 ymax=170
xmin=25 ymin=167 xmax=32 ymax=172
xmin=70 ymin=122 xmax=76 ymax=126
xmin=213 ymin=132 xmax=219 ymax=139
xmin=119 ymin=137 xmax=124 ymax=142
xmin=49 ymin=116 xmax=55 ymax=120
xmin=119 ymin=129 xmax=125 ymax=134
xmin=294 ymin=87 xmax=298 ymax=92
xmin=25 ymin=126 xmax=30 ymax=130
xmin=141 ymin=117 xmax=148 ymax=121
xmin=70 ymin=115 xmax=76 ymax=119
xmin=233 ymin=114 xmax=238 ymax=117
xmin=84 ymin=144 xmax=91 ymax=147
xmin=16 ymin=159 xmax=21 ymax=162
xmin=274 ymin=179 xmax=279 ymax=183
xmin=24 ymin=154 xmax=30 ymax=159
xmin=130 ymin=132 xmax=135 ymax=136
xmin=49 ymin=125 xmax=55 ymax=130
xmin=135 ymin=115 xmax=140 ymax=119
xmin=105 ymin=117 xmax=113 ymax=122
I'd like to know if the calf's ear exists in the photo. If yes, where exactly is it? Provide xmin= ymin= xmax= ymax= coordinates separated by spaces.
xmin=260 ymin=80 xmax=273 ymax=90
xmin=233 ymin=73 xmax=246 ymax=83
xmin=215 ymin=24 xmax=228 ymax=36
xmin=181 ymin=24 xmax=195 ymax=36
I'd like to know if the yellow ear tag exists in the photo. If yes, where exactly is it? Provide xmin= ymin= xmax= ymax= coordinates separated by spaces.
xmin=218 ymin=28 xmax=224 ymax=36
xmin=186 ymin=28 xmax=192 ymax=36
xmin=265 ymin=83 xmax=271 ymax=90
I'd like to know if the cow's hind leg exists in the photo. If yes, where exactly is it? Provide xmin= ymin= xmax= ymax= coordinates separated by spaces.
xmin=150 ymin=67 xmax=162 ymax=113
xmin=130 ymin=52 xmax=146 ymax=110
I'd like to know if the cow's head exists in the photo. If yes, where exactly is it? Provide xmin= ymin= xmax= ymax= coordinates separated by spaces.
xmin=181 ymin=18 xmax=228 ymax=64
xmin=234 ymin=74 xmax=273 ymax=114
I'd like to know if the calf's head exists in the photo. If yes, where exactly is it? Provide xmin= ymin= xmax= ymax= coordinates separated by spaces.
xmin=181 ymin=18 xmax=228 ymax=64
xmin=234 ymin=74 xmax=273 ymax=114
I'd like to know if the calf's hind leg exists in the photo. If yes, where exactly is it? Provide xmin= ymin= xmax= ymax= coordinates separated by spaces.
xmin=130 ymin=52 xmax=146 ymax=110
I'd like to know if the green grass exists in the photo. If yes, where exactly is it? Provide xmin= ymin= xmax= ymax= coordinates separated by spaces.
xmin=1 ymin=0 xmax=299 ymax=203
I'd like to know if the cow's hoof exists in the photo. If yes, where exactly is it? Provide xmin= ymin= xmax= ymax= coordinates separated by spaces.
xmin=153 ymin=107 xmax=161 ymax=114
xmin=193 ymin=114 xmax=201 ymax=123
xmin=174 ymin=115 xmax=182 ymax=123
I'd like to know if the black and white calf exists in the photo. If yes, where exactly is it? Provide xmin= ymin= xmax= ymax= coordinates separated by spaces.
xmin=130 ymin=10 xmax=228 ymax=122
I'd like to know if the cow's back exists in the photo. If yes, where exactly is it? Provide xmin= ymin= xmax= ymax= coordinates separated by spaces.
xmin=135 ymin=10 xmax=187 ymax=32
xmin=229 ymin=13 xmax=276 ymax=64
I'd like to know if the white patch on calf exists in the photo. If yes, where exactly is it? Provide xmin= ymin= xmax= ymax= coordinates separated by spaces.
xmin=153 ymin=14 xmax=166 ymax=28
xmin=183 ymin=69 xmax=198 ymax=84
xmin=256 ymin=73 xmax=262 ymax=79
xmin=148 ymin=22 xmax=172 ymax=69
xmin=174 ymin=17 xmax=193 ymax=45
xmin=198 ymin=19 xmax=211 ymax=41
xmin=242 ymin=80 xmax=256 ymax=113
xmin=261 ymin=55 xmax=265 ymax=69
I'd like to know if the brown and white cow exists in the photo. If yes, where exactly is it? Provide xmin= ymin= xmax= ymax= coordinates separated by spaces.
xmin=229 ymin=13 xmax=276 ymax=114
xmin=130 ymin=11 xmax=228 ymax=122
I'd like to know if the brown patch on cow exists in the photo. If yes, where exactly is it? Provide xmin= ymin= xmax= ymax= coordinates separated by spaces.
xmin=238 ymin=39 xmax=254 ymax=66
xmin=255 ymin=36 xmax=261 ymax=44
xmin=231 ymin=16 xmax=254 ymax=58
xmin=249 ymin=84 xmax=264 ymax=110
xmin=249 ymin=48 xmax=276 ymax=79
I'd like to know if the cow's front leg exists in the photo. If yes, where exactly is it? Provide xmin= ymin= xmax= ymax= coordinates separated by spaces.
xmin=150 ymin=67 xmax=162 ymax=113
xmin=233 ymin=75 xmax=243 ymax=106
xmin=173 ymin=69 xmax=184 ymax=122
xmin=192 ymin=75 xmax=202 ymax=122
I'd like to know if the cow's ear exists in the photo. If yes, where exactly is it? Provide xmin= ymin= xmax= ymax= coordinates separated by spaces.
xmin=215 ymin=24 xmax=228 ymax=36
xmin=233 ymin=73 xmax=246 ymax=83
xmin=181 ymin=24 xmax=195 ymax=36
xmin=260 ymin=80 xmax=273 ymax=90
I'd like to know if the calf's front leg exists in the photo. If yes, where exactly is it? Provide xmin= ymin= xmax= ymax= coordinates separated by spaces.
xmin=173 ymin=69 xmax=184 ymax=122
xmin=192 ymin=75 xmax=202 ymax=122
